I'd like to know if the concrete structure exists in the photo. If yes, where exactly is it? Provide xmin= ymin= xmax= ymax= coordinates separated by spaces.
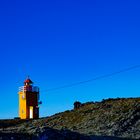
xmin=18 ymin=78 xmax=40 ymax=119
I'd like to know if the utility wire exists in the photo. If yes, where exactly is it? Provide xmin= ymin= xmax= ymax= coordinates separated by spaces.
xmin=42 ymin=64 xmax=140 ymax=92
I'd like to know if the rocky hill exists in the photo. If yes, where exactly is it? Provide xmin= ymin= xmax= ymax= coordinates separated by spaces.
xmin=0 ymin=97 xmax=140 ymax=140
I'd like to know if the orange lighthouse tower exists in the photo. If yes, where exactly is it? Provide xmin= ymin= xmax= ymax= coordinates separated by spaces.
xmin=18 ymin=77 xmax=40 ymax=119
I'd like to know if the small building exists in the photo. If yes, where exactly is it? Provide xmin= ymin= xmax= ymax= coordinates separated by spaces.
xmin=74 ymin=101 xmax=82 ymax=109
xmin=18 ymin=78 xmax=40 ymax=119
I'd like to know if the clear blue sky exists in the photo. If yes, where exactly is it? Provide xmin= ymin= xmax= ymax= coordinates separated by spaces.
xmin=0 ymin=0 xmax=140 ymax=119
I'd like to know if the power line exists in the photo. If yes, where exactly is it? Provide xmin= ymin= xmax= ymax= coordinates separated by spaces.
xmin=41 ymin=64 xmax=140 ymax=92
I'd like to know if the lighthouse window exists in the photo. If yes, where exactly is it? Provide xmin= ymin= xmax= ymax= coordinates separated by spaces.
xmin=22 ymin=109 xmax=24 ymax=114
xmin=22 ymin=95 xmax=25 ymax=99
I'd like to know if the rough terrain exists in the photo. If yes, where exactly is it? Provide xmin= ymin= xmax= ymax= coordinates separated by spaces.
xmin=0 ymin=97 xmax=140 ymax=140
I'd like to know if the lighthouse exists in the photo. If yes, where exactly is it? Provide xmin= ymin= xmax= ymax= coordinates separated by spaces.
xmin=18 ymin=78 xmax=40 ymax=119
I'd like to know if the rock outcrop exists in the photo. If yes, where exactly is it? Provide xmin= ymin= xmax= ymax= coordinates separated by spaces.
xmin=0 ymin=97 xmax=140 ymax=140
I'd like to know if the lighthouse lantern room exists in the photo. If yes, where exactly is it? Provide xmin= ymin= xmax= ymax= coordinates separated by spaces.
xmin=18 ymin=77 xmax=40 ymax=119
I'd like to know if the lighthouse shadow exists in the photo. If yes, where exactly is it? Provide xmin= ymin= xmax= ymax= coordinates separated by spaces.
xmin=38 ymin=127 xmax=136 ymax=140
xmin=0 ymin=127 xmax=137 ymax=140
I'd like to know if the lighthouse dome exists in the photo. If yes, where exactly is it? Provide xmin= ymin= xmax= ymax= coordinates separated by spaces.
xmin=24 ymin=78 xmax=33 ymax=85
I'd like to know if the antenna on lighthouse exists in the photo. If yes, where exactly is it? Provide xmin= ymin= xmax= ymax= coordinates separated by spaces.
xmin=27 ymin=75 xmax=30 ymax=79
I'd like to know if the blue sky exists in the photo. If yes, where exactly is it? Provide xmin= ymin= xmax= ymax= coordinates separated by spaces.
xmin=0 ymin=0 xmax=140 ymax=119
